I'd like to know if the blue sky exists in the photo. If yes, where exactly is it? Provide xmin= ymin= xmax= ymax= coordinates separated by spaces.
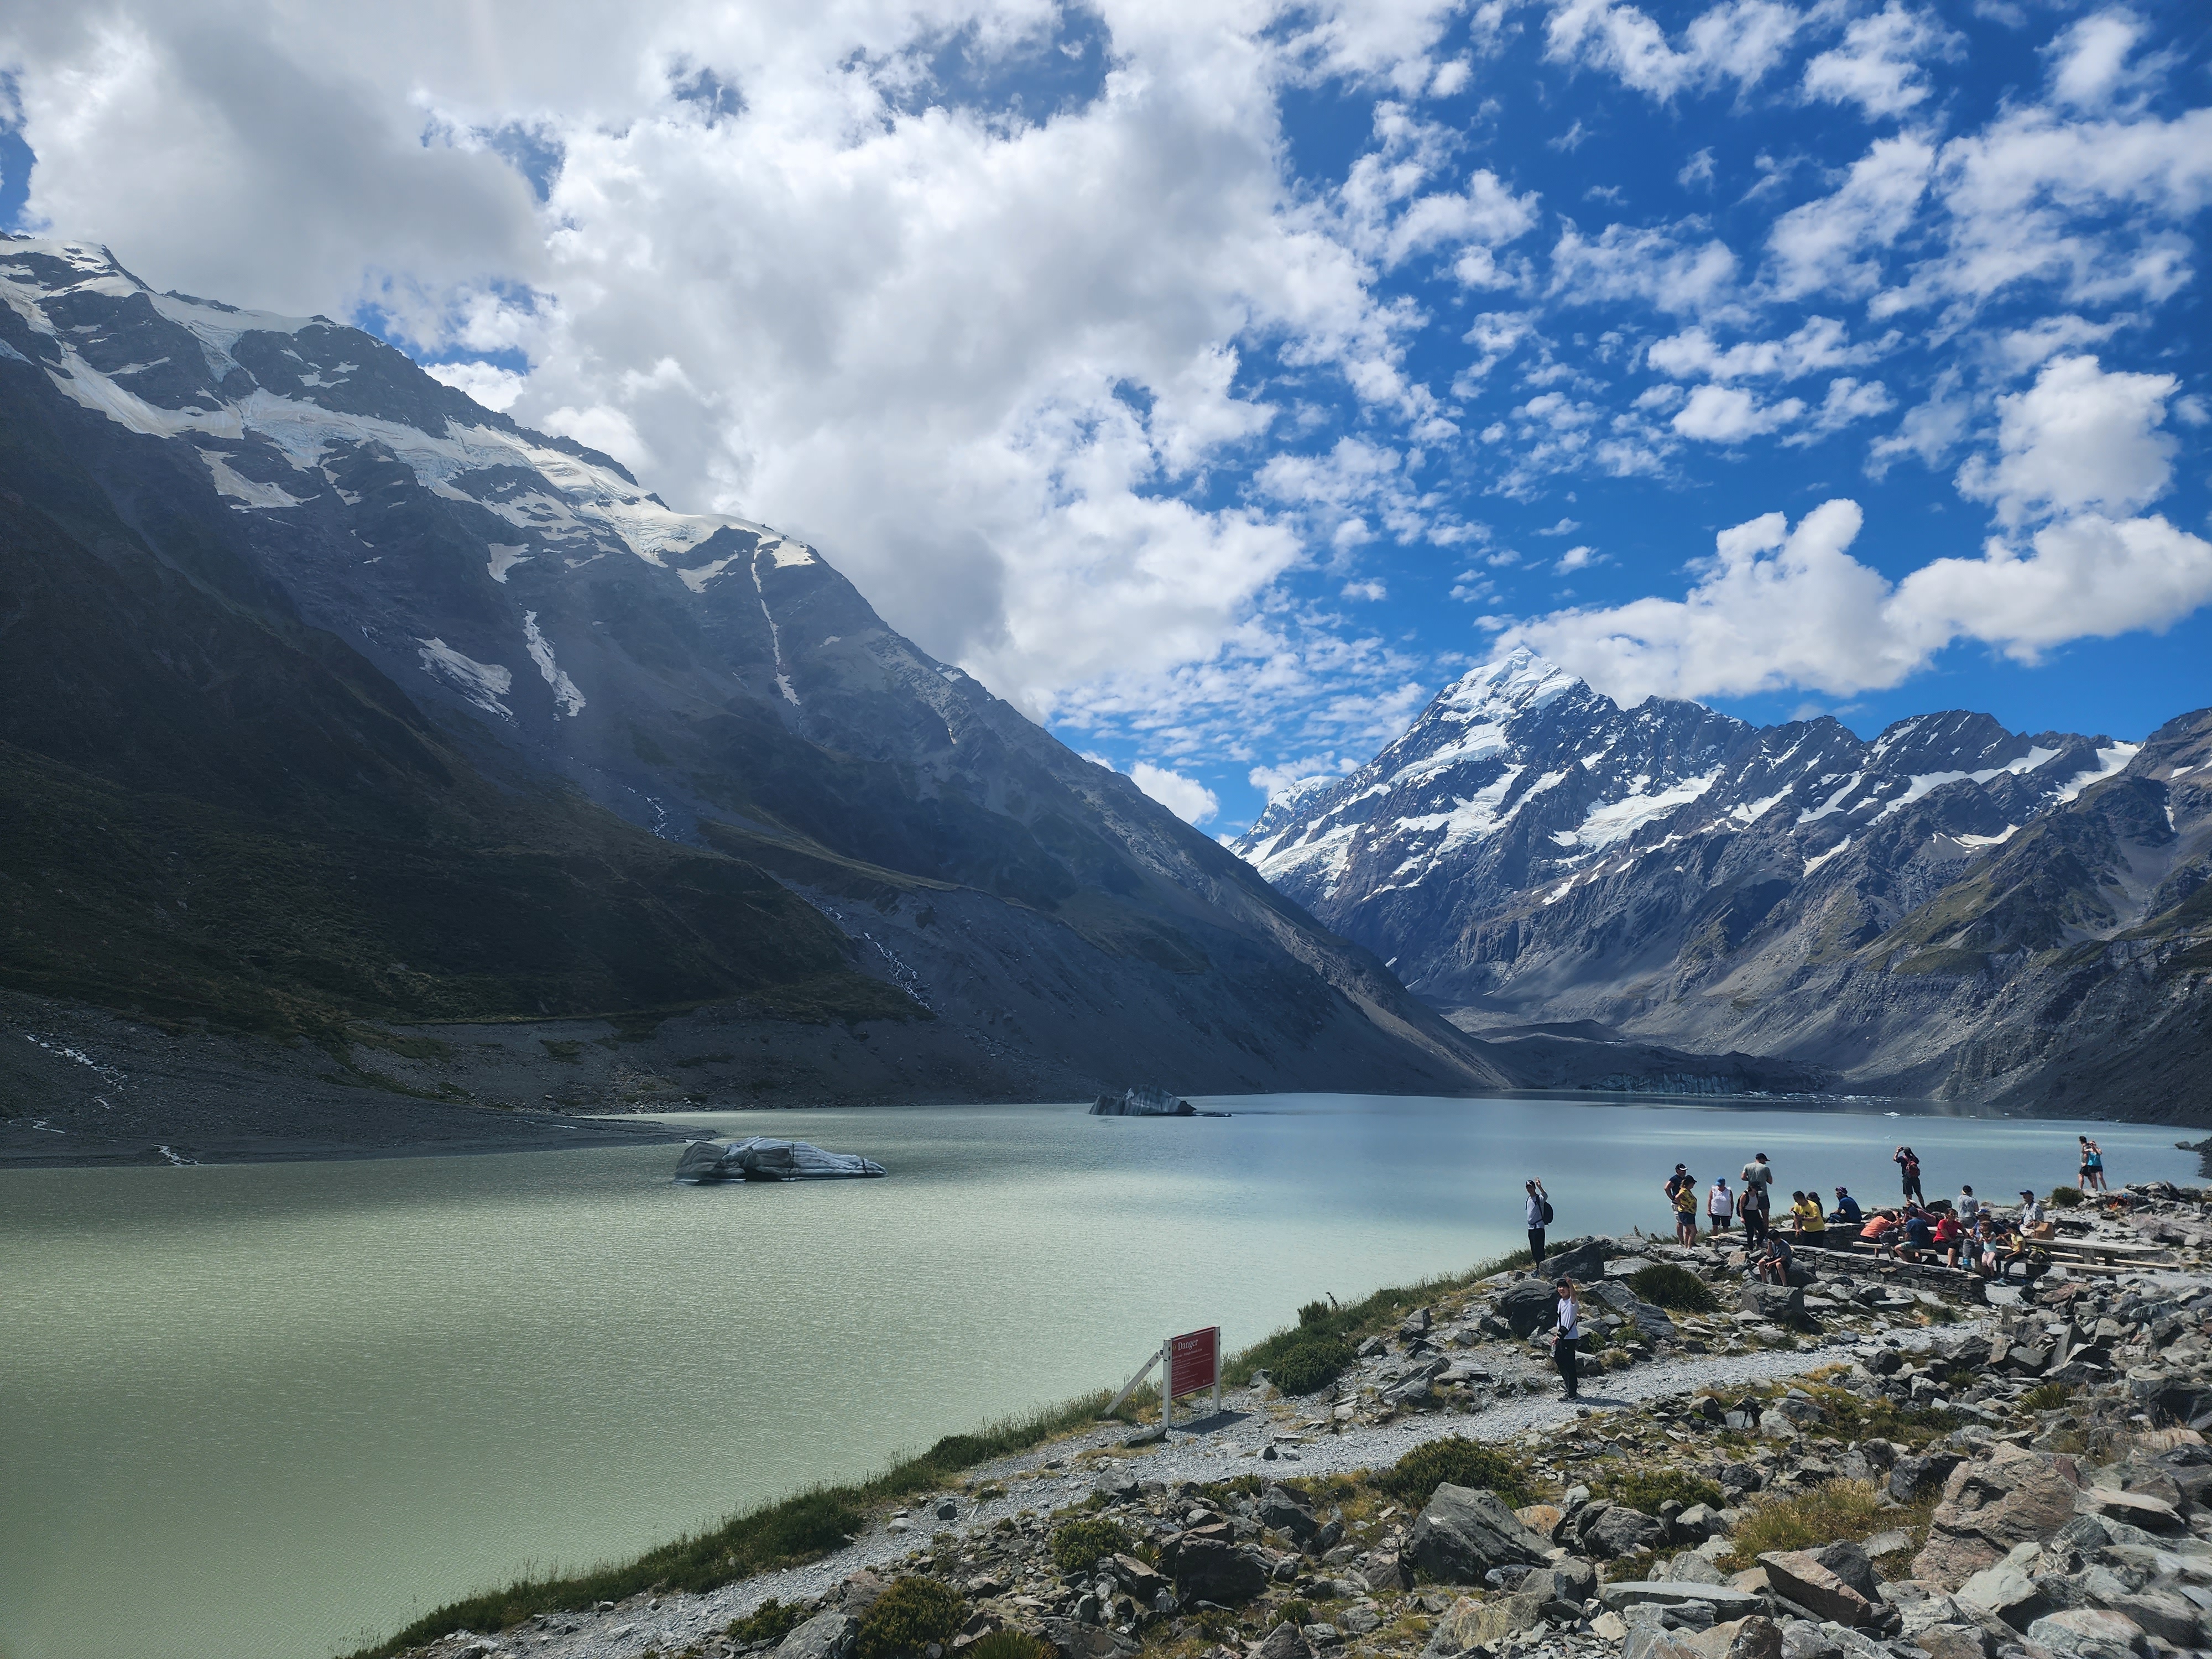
xmin=4 ymin=2 xmax=2208 ymax=832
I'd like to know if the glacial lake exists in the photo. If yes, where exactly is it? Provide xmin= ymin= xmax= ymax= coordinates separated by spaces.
xmin=3 ymin=1094 xmax=2199 ymax=1659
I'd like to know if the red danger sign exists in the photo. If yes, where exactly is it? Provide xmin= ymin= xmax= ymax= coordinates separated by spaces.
xmin=1167 ymin=1326 xmax=1219 ymax=1400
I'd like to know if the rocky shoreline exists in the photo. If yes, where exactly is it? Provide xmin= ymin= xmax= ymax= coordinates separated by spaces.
xmin=389 ymin=1183 xmax=2212 ymax=1659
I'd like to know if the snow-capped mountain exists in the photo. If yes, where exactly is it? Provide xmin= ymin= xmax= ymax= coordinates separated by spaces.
xmin=0 ymin=234 xmax=1504 ymax=1102
xmin=1234 ymin=646 xmax=2212 ymax=1119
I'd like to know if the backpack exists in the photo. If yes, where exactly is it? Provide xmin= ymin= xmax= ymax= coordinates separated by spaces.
xmin=1541 ymin=1198 xmax=1555 ymax=1225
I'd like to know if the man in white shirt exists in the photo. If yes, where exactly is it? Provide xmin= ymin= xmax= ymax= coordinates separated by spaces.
xmin=1707 ymin=1176 xmax=1735 ymax=1234
xmin=1552 ymin=1277 xmax=1582 ymax=1400
xmin=2018 ymin=1188 xmax=2045 ymax=1225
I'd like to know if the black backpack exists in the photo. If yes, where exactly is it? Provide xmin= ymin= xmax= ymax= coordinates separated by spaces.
xmin=1541 ymin=1197 xmax=1555 ymax=1225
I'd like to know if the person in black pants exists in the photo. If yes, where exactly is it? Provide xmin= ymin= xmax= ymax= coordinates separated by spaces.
xmin=1895 ymin=1146 xmax=1923 ymax=1204
xmin=1552 ymin=1276 xmax=1582 ymax=1399
xmin=1525 ymin=1177 xmax=1549 ymax=1266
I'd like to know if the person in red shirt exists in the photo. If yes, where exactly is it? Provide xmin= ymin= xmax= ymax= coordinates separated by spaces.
xmin=1931 ymin=1209 xmax=1964 ymax=1269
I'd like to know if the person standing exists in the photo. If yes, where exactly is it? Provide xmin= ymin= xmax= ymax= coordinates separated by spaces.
xmin=1664 ymin=1163 xmax=1691 ymax=1226
xmin=1895 ymin=1146 xmax=1924 ymax=1204
xmin=1552 ymin=1276 xmax=1582 ymax=1400
xmin=1673 ymin=1173 xmax=1700 ymax=1245
xmin=1707 ymin=1174 xmax=1735 ymax=1234
xmin=1525 ymin=1177 xmax=1550 ymax=1267
xmin=2078 ymin=1136 xmax=2106 ymax=1193
xmin=1740 ymin=1154 xmax=1774 ymax=1244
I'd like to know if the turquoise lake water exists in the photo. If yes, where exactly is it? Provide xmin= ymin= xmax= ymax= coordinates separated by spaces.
xmin=2 ymin=1094 xmax=2197 ymax=1659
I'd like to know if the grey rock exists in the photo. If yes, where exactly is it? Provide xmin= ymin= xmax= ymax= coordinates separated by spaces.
xmin=1162 ymin=1536 xmax=1267 ymax=1605
xmin=1255 ymin=1621 xmax=1311 ymax=1659
xmin=1890 ymin=1454 xmax=1963 ymax=1505
xmin=1600 ymin=1583 xmax=1766 ymax=1618
xmin=1955 ymin=1543 xmax=2047 ymax=1630
xmin=1584 ymin=1504 xmax=1669 ymax=1559
xmin=777 ymin=1611 xmax=857 ymax=1659
xmin=1406 ymin=1483 xmax=1553 ymax=1584
xmin=1740 ymin=1284 xmax=1806 ymax=1324
xmin=2022 ymin=1608 xmax=2146 ymax=1658
xmin=1498 ymin=1279 xmax=1561 ymax=1338
xmin=1806 ymin=1543 xmax=1879 ymax=1605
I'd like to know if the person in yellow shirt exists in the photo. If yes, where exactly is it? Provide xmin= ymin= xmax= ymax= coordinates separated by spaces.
xmin=1672 ymin=1176 xmax=1699 ymax=1245
xmin=1788 ymin=1190 xmax=1826 ymax=1249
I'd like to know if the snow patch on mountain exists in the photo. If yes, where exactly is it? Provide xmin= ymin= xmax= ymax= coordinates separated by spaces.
xmin=522 ymin=613 xmax=586 ymax=717
xmin=487 ymin=544 xmax=531 ymax=583
xmin=1567 ymin=768 xmax=1724 ymax=850
xmin=416 ymin=640 xmax=514 ymax=719
xmin=2055 ymin=743 xmax=2141 ymax=804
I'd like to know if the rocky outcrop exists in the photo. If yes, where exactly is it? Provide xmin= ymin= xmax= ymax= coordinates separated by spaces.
xmin=1407 ymin=1484 xmax=1554 ymax=1583
xmin=1910 ymin=1443 xmax=2085 ymax=1586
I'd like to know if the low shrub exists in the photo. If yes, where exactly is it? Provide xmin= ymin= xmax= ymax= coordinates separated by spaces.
xmin=726 ymin=1599 xmax=804 ymax=1646
xmin=2050 ymin=1186 xmax=2084 ymax=1208
xmin=960 ymin=1632 xmax=1053 ymax=1659
xmin=1725 ymin=1480 xmax=1886 ymax=1566
xmin=1268 ymin=1335 xmax=1355 ymax=1396
xmin=2021 ymin=1381 xmax=2074 ymax=1412
xmin=1050 ymin=1517 xmax=1133 ymax=1574
xmin=1596 ymin=1469 xmax=1723 ymax=1515
xmin=855 ymin=1578 xmax=965 ymax=1659
xmin=1627 ymin=1262 xmax=1718 ymax=1313
xmin=1273 ymin=1601 xmax=1314 ymax=1629
xmin=1380 ymin=1436 xmax=1531 ymax=1507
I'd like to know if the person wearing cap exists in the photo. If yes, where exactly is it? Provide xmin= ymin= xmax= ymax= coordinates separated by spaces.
xmin=1895 ymin=1145 xmax=1924 ymax=1203
xmin=1707 ymin=1174 xmax=1735 ymax=1234
xmin=2019 ymin=1188 xmax=2045 ymax=1226
xmin=1740 ymin=1154 xmax=1774 ymax=1244
xmin=1663 ymin=1162 xmax=1692 ymax=1230
xmin=1525 ymin=1177 xmax=1550 ymax=1267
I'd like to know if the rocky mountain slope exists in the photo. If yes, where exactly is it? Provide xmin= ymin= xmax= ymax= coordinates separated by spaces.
xmin=1234 ymin=650 xmax=2212 ymax=1121
xmin=0 ymin=234 xmax=1504 ymax=1155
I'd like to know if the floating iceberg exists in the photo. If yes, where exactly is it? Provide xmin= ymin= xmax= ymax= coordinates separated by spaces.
xmin=1089 ymin=1085 xmax=1194 ymax=1117
xmin=674 ymin=1136 xmax=887 ymax=1182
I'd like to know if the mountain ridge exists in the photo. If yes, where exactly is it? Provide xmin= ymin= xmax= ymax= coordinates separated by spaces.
xmin=1233 ymin=647 xmax=2212 ymax=1122
xmin=0 ymin=233 xmax=1508 ymax=1159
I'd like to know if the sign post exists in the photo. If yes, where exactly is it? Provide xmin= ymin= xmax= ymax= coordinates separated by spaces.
xmin=1103 ymin=1324 xmax=1220 ymax=1433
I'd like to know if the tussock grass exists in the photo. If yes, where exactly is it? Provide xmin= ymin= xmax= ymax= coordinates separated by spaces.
xmin=1380 ymin=1436 xmax=1533 ymax=1508
xmin=1627 ymin=1263 xmax=1718 ymax=1313
xmin=1723 ymin=1479 xmax=1887 ymax=1566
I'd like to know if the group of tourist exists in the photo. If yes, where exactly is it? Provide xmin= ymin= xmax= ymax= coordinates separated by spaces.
xmin=1526 ymin=1133 xmax=2114 ymax=1400
xmin=1653 ymin=1136 xmax=2115 ymax=1287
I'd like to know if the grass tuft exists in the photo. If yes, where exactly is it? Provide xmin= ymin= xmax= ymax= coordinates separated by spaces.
xmin=854 ymin=1578 xmax=964 ymax=1659
xmin=961 ymin=1633 xmax=1054 ymax=1659
xmin=1627 ymin=1263 xmax=1718 ymax=1313
xmin=1594 ymin=1469 xmax=1723 ymax=1515
xmin=1050 ymin=1517 xmax=1133 ymax=1574
xmin=1379 ymin=1436 xmax=1532 ymax=1508
xmin=1724 ymin=1479 xmax=1887 ymax=1566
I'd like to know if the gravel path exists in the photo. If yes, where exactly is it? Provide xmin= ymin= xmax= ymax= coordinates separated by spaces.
xmin=492 ymin=1329 xmax=1937 ymax=1659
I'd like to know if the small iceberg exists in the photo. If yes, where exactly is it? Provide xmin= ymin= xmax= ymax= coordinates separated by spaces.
xmin=674 ymin=1136 xmax=886 ymax=1183
xmin=1089 ymin=1085 xmax=1225 ymax=1117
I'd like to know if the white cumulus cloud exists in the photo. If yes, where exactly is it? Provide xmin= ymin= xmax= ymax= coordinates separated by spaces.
xmin=1955 ymin=353 xmax=2179 ymax=526
xmin=1130 ymin=761 xmax=1221 ymax=826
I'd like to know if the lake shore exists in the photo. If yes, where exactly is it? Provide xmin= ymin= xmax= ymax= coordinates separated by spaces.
xmin=369 ymin=1187 xmax=2212 ymax=1659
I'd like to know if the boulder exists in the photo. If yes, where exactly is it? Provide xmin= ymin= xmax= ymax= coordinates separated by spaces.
xmin=2097 ymin=1589 xmax=2204 ymax=1646
xmin=1600 ymin=1583 xmax=1766 ymax=1619
xmin=777 ymin=1612 xmax=857 ymax=1659
xmin=1040 ymin=1619 xmax=1120 ymax=1659
xmin=1542 ymin=1238 xmax=1609 ymax=1283
xmin=1954 ymin=1543 xmax=2046 ymax=1630
xmin=1663 ymin=1552 xmax=1727 ymax=1586
xmin=1523 ymin=1558 xmax=1598 ymax=1605
xmin=1888 ymin=1454 xmax=1961 ymax=1505
xmin=1910 ymin=1446 xmax=2083 ymax=1587
xmin=1406 ymin=1484 xmax=1554 ymax=1583
xmin=1757 ymin=1553 xmax=1877 ymax=1629
xmin=1684 ymin=1616 xmax=1785 ymax=1659
xmin=1426 ymin=1590 xmax=1546 ymax=1652
xmin=1584 ymin=1504 xmax=1669 ymax=1559
xmin=1739 ymin=1284 xmax=1805 ymax=1323
xmin=2022 ymin=1608 xmax=2146 ymax=1658
xmin=1805 ymin=1543 xmax=1878 ymax=1605
xmin=1674 ymin=1503 xmax=1725 ymax=1541
xmin=1498 ymin=1279 xmax=1562 ymax=1338
xmin=1109 ymin=1554 xmax=1165 ymax=1600
xmin=1256 ymin=1621 xmax=1312 ymax=1659
xmin=1162 ymin=1536 xmax=1267 ymax=1605
xmin=1256 ymin=1487 xmax=1318 ymax=1544
xmin=1908 ymin=1625 xmax=1992 ymax=1659
xmin=2075 ymin=1486 xmax=2182 ymax=1532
